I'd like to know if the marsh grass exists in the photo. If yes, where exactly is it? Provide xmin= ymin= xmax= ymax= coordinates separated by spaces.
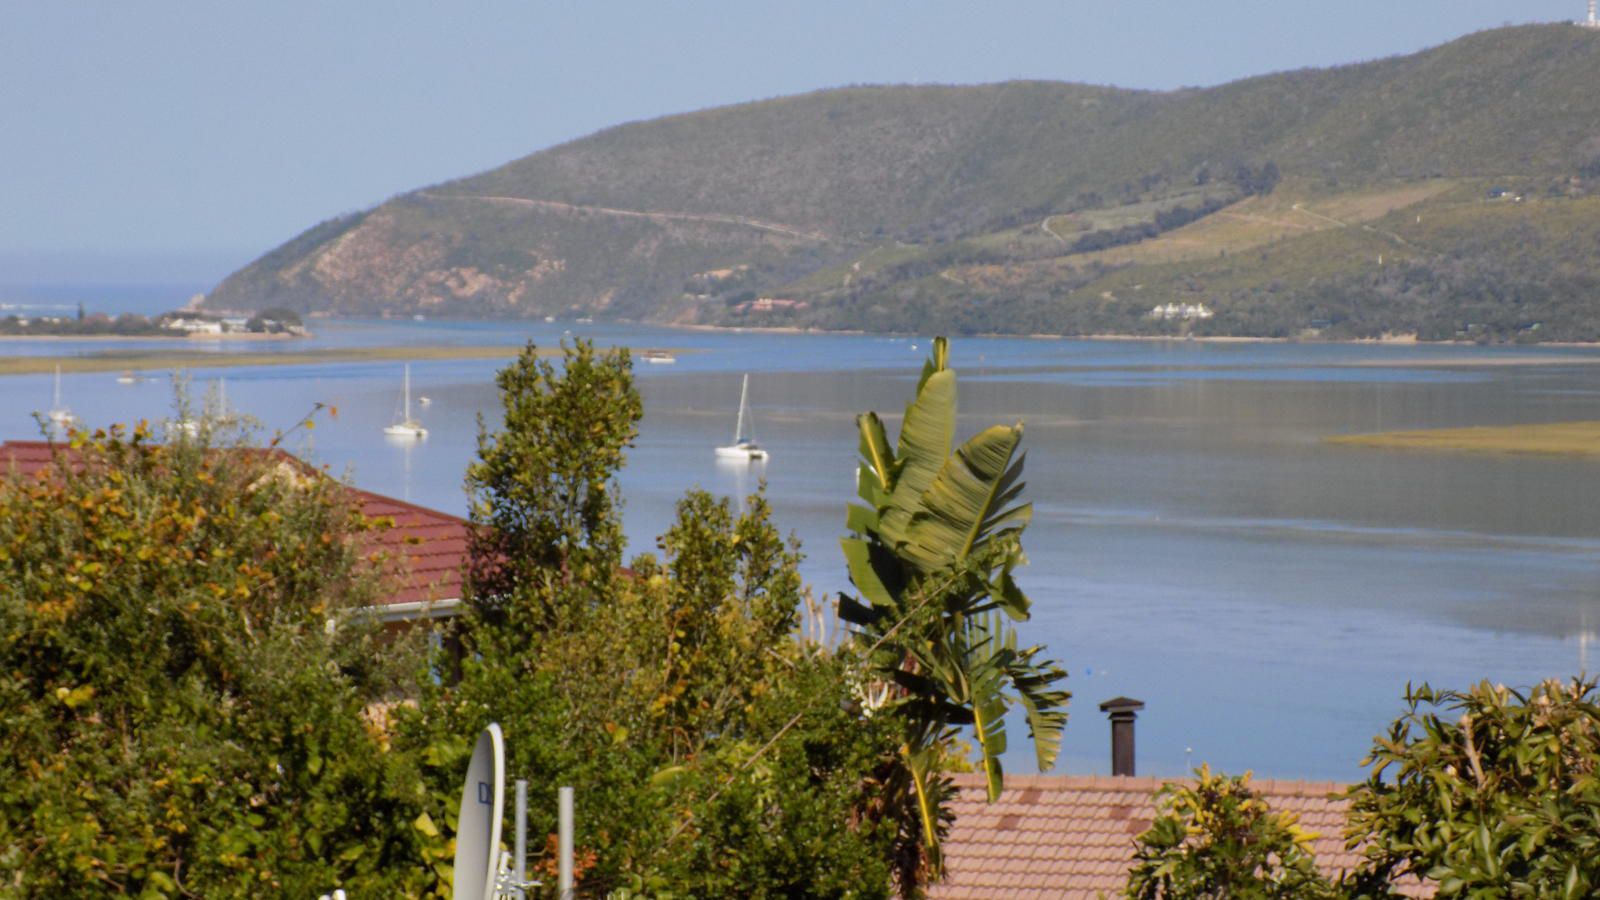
xmin=1329 ymin=421 xmax=1600 ymax=457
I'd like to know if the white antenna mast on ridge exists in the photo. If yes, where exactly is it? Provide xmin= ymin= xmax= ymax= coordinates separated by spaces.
xmin=1583 ymin=0 xmax=1599 ymax=27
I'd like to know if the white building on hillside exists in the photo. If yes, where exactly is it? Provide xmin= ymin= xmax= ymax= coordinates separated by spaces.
xmin=1148 ymin=302 xmax=1214 ymax=321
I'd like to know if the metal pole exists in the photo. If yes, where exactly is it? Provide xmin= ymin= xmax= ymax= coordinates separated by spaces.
xmin=558 ymin=786 xmax=574 ymax=899
xmin=514 ymin=779 xmax=528 ymax=889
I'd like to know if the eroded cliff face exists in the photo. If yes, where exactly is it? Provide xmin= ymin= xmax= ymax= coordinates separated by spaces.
xmin=217 ymin=209 xmax=566 ymax=316
xmin=206 ymin=190 xmax=841 ymax=321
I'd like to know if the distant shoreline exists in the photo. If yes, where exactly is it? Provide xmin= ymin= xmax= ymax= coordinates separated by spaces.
xmin=666 ymin=321 xmax=1600 ymax=352
xmin=0 ymin=343 xmax=695 ymax=377
xmin=0 ymin=331 xmax=301 ymax=342
xmin=0 ymin=345 xmax=532 ymax=376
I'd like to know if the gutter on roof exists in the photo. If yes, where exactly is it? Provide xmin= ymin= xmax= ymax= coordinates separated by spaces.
xmin=363 ymin=597 xmax=464 ymax=623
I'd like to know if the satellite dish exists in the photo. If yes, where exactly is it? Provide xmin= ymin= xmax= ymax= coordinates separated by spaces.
xmin=453 ymin=723 xmax=505 ymax=900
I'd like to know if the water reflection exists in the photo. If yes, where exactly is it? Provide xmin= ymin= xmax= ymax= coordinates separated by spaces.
xmin=713 ymin=455 xmax=765 ymax=509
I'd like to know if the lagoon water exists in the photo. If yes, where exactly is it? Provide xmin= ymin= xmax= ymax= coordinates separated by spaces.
xmin=5 ymin=284 xmax=1600 ymax=782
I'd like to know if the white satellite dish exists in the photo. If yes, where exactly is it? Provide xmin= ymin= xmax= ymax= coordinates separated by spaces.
xmin=453 ymin=723 xmax=506 ymax=900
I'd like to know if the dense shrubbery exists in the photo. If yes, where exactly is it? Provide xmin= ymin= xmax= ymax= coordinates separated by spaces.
xmin=0 ymin=421 xmax=432 ymax=896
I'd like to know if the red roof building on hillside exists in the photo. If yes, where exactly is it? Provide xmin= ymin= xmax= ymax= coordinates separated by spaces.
xmin=0 ymin=440 xmax=469 ymax=623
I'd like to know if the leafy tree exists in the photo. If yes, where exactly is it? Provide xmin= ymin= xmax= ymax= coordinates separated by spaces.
xmin=1344 ymin=678 xmax=1600 ymax=899
xmin=1126 ymin=766 xmax=1336 ymax=900
xmin=402 ymin=341 xmax=898 ymax=898
xmin=0 ymin=421 xmax=431 ymax=897
xmin=465 ymin=338 xmax=642 ymax=635
xmin=839 ymin=336 xmax=1070 ymax=888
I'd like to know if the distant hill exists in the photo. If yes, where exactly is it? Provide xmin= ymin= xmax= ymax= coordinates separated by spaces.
xmin=207 ymin=25 xmax=1600 ymax=341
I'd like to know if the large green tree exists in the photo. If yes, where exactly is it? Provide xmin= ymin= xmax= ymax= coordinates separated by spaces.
xmin=839 ymin=337 xmax=1070 ymax=889
xmin=0 ymin=421 xmax=431 ymax=897
xmin=465 ymin=339 xmax=643 ymax=636
xmin=403 ymin=341 xmax=898 ymax=898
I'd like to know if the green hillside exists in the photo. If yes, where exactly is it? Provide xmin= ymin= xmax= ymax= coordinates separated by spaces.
xmin=207 ymin=25 xmax=1600 ymax=341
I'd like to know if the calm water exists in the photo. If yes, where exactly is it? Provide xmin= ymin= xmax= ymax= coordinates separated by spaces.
xmin=5 ymin=284 xmax=1600 ymax=782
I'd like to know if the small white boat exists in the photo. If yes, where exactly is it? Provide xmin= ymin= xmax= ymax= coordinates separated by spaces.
xmin=116 ymin=370 xmax=139 ymax=385
xmin=641 ymin=350 xmax=677 ymax=365
xmin=47 ymin=365 xmax=74 ymax=426
xmin=383 ymin=364 xmax=428 ymax=439
xmin=715 ymin=374 xmax=768 ymax=461
xmin=418 ymin=396 xmax=432 ymax=407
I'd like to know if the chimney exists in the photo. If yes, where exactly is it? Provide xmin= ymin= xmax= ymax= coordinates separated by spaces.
xmin=1099 ymin=697 xmax=1145 ymax=777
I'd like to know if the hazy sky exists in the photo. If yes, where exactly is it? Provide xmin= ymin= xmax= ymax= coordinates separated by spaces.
xmin=0 ymin=1 xmax=1587 ymax=282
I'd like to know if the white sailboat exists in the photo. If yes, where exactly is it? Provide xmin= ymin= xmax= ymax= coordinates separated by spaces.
xmin=384 ymin=364 xmax=428 ymax=439
xmin=47 ymin=365 xmax=74 ymax=426
xmin=715 ymin=374 xmax=767 ymax=460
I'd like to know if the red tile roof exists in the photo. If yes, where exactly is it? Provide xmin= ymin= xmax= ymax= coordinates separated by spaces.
xmin=0 ymin=440 xmax=468 ymax=610
xmin=934 ymin=772 xmax=1432 ymax=899
xmin=349 ymin=487 xmax=467 ymax=605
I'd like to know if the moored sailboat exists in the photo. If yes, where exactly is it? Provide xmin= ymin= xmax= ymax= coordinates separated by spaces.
xmin=715 ymin=374 xmax=767 ymax=460
xmin=47 ymin=365 xmax=74 ymax=426
xmin=383 ymin=364 xmax=428 ymax=439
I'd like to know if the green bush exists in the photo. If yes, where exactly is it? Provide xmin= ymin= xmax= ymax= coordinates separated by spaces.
xmin=1346 ymin=679 xmax=1600 ymax=898
xmin=0 ymin=422 xmax=432 ymax=897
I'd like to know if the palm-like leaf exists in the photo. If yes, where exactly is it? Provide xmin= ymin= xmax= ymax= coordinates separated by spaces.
xmin=841 ymin=337 xmax=1071 ymax=894
xmin=956 ymin=613 xmax=1015 ymax=800
xmin=1008 ymin=645 xmax=1071 ymax=772
xmin=903 ymin=423 xmax=1030 ymax=579
xmin=879 ymin=363 xmax=955 ymax=547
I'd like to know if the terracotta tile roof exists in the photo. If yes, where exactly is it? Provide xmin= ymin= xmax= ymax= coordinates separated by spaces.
xmin=348 ymin=487 xmax=467 ymax=605
xmin=0 ymin=440 xmax=468 ymax=611
xmin=934 ymin=772 xmax=1432 ymax=899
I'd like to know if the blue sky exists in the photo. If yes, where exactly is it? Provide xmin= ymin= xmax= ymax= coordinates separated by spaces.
xmin=0 ymin=1 xmax=1587 ymax=282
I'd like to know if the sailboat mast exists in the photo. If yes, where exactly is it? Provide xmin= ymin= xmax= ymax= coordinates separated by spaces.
xmin=53 ymin=366 xmax=62 ymax=408
xmin=734 ymin=374 xmax=749 ymax=442
xmin=403 ymin=365 xmax=412 ymax=422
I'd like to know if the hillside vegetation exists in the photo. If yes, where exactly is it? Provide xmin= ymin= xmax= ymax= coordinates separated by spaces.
xmin=208 ymin=25 xmax=1600 ymax=341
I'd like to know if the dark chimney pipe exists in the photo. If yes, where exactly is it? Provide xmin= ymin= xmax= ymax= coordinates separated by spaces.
xmin=1099 ymin=697 xmax=1145 ymax=777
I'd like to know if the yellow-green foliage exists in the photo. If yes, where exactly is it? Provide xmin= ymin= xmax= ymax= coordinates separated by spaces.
xmin=1126 ymin=766 xmax=1335 ymax=900
xmin=0 ymin=422 xmax=432 ymax=897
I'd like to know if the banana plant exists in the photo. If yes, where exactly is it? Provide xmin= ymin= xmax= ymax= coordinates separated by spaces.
xmin=840 ymin=337 xmax=1070 ymax=884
